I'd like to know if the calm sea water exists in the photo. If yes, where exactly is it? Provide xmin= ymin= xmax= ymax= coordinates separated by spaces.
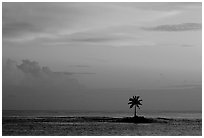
xmin=2 ymin=110 xmax=202 ymax=136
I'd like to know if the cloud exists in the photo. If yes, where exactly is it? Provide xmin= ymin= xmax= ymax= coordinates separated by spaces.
xmin=70 ymin=65 xmax=90 ymax=68
xmin=123 ymin=2 xmax=201 ymax=11
xmin=67 ymin=29 xmax=134 ymax=44
xmin=3 ymin=58 xmax=83 ymax=91
xmin=2 ymin=58 xmax=86 ymax=109
xmin=164 ymin=84 xmax=202 ymax=89
xmin=141 ymin=23 xmax=202 ymax=32
xmin=2 ymin=3 xmax=201 ymax=49
xmin=2 ymin=3 xmax=79 ymax=40
xmin=3 ymin=3 xmax=185 ymax=43
xmin=2 ymin=21 xmax=38 ymax=37
xmin=3 ymin=59 xmax=25 ymax=86
xmin=55 ymin=72 xmax=96 ymax=75
xmin=180 ymin=44 xmax=196 ymax=47
xmin=23 ymin=26 xmax=139 ymax=47
xmin=17 ymin=60 xmax=48 ymax=76
xmin=70 ymin=36 xmax=116 ymax=43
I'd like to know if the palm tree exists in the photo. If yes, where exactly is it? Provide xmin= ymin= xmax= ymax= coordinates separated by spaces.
xmin=128 ymin=96 xmax=142 ymax=117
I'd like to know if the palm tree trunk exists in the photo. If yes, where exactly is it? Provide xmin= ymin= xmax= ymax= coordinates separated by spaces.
xmin=134 ymin=105 xmax=136 ymax=117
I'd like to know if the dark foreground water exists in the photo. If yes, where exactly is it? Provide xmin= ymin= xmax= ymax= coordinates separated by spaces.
xmin=2 ymin=110 xmax=202 ymax=136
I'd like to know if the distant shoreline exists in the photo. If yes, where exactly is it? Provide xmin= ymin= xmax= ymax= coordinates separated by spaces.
xmin=3 ymin=116 xmax=202 ymax=124
xmin=2 ymin=109 xmax=202 ymax=120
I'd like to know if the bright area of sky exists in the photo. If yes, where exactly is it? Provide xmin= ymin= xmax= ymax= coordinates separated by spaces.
xmin=2 ymin=2 xmax=202 ymax=111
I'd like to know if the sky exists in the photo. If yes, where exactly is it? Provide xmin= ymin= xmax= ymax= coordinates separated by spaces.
xmin=2 ymin=2 xmax=202 ymax=111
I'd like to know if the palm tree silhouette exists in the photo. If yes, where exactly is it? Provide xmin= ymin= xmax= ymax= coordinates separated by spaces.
xmin=128 ymin=96 xmax=142 ymax=117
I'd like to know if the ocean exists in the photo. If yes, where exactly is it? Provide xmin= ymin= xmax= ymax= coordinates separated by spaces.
xmin=2 ymin=110 xmax=202 ymax=136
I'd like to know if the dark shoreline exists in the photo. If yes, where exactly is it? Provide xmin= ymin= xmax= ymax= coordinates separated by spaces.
xmin=3 ymin=116 xmax=201 ymax=124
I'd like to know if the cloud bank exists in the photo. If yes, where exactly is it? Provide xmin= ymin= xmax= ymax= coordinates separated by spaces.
xmin=3 ymin=59 xmax=84 ymax=109
xmin=3 ymin=59 xmax=82 ymax=88
xmin=142 ymin=23 xmax=202 ymax=32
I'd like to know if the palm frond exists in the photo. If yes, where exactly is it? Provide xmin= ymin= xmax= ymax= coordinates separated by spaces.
xmin=138 ymin=102 xmax=142 ymax=105
xmin=128 ymin=101 xmax=133 ymax=105
xmin=130 ymin=104 xmax=134 ymax=108
xmin=129 ymin=98 xmax=134 ymax=101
